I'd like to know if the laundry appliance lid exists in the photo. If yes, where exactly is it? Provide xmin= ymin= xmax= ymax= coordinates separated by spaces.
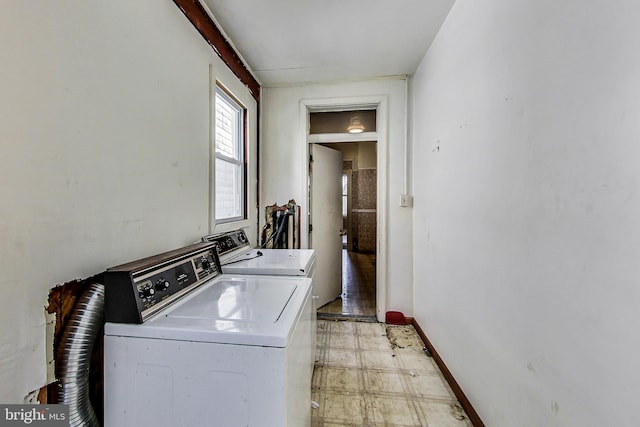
xmin=222 ymin=249 xmax=316 ymax=276
xmin=104 ymin=275 xmax=312 ymax=348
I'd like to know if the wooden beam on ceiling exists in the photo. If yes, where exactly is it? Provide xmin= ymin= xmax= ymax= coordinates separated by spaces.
xmin=173 ymin=0 xmax=260 ymax=101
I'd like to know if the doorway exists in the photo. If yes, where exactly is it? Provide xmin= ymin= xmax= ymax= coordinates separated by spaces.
xmin=307 ymin=109 xmax=378 ymax=319
xmin=300 ymin=95 xmax=389 ymax=323
xmin=315 ymin=141 xmax=378 ymax=319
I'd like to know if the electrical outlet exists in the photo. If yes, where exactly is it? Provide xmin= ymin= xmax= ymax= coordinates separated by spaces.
xmin=400 ymin=194 xmax=413 ymax=207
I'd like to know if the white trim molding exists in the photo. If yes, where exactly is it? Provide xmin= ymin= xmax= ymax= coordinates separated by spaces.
xmin=300 ymin=95 xmax=389 ymax=322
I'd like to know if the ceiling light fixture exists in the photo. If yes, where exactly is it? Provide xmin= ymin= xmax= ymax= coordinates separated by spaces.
xmin=347 ymin=116 xmax=365 ymax=134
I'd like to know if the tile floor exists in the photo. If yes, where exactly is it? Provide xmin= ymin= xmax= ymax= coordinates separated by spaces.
xmin=313 ymin=249 xmax=472 ymax=426
xmin=312 ymin=320 xmax=472 ymax=427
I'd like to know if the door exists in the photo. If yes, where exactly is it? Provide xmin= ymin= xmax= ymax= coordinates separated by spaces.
xmin=309 ymin=144 xmax=343 ymax=308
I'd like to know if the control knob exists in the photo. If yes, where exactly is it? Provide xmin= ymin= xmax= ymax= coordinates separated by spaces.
xmin=155 ymin=278 xmax=170 ymax=291
xmin=201 ymin=258 xmax=211 ymax=271
xmin=139 ymin=287 xmax=155 ymax=299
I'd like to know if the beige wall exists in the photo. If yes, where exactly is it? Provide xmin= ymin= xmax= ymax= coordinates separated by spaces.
xmin=358 ymin=142 xmax=377 ymax=169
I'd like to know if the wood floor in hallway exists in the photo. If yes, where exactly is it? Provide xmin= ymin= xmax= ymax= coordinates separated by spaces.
xmin=317 ymin=249 xmax=376 ymax=319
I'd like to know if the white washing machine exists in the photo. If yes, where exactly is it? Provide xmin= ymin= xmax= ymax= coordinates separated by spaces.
xmin=103 ymin=242 xmax=313 ymax=427
xmin=202 ymin=229 xmax=317 ymax=371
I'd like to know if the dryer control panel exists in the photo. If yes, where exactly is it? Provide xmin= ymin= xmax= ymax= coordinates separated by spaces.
xmin=105 ymin=242 xmax=221 ymax=323
xmin=202 ymin=229 xmax=251 ymax=258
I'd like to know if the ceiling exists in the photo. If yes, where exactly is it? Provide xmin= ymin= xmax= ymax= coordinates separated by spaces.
xmin=201 ymin=0 xmax=457 ymax=86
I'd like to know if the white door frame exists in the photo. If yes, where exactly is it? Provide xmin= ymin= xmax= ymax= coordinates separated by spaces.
xmin=299 ymin=96 xmax=388 ymax=322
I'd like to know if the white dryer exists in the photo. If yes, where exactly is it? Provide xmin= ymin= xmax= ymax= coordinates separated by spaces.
xmin=103 ymin=242 xmax=312 ymax=427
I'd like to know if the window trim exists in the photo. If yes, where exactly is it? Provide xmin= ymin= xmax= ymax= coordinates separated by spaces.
xmin=213 ymin=83 xmax=248 ymax=225
xmin=342 ymin=173 xmax=348 ymax=218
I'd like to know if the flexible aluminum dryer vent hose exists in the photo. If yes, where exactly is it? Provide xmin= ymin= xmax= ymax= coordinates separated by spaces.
xmin=55 ymin=283 xmax=104 ymax=427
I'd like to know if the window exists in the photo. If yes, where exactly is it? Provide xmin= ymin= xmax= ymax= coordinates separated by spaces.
xmin=342 ymin=174 xmax=348 ymax=217
xmin=214 ymin=86 xmax=246 ymax=223
xmin=309 ymin=110 xmax=376 ymax=134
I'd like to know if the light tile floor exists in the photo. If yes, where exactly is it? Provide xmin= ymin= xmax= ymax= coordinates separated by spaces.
xmin=312 ymin=320 xmax=472 ymax=427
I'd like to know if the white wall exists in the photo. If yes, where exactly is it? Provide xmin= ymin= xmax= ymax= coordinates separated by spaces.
xmin=261 ymin=79 xmax=413 ymax=316
xmin=411 ymin=0 xmax=640 ymax=425
xmin=0 ymin=1 xmax=257 ymax=402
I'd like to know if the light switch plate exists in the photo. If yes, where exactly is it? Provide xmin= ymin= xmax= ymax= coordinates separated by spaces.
xmin=400 ymin=194 xmax=413 ymax=207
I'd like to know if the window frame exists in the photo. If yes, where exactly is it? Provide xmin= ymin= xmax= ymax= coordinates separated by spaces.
xmin=342 ymin=173 xmax=348 ymax=218
xmin=213 ymin=83 xmax=247 ymax=225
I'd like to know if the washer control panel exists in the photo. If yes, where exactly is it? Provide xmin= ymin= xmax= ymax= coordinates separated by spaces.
xmin=105 ymin=242 xmax=221 ymax=323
